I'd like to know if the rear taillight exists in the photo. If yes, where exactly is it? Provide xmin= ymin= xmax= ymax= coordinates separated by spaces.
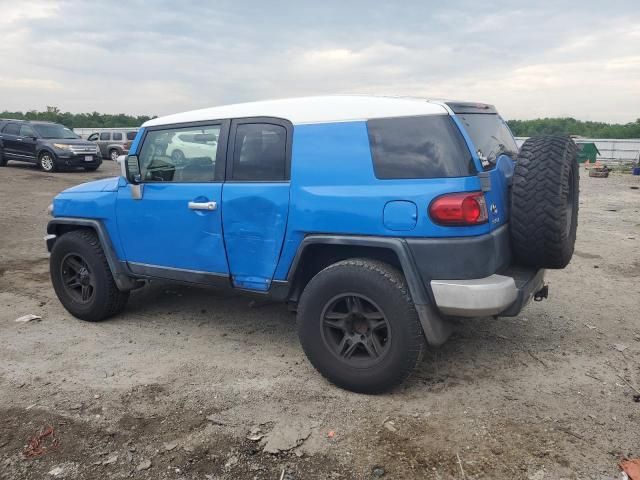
xmin=124 ymin=141 xmax=131 ymax=149
xmin=429 ymin=192 xmax=488 ymax=226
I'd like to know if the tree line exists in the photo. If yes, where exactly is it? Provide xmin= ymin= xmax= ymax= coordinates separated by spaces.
xmin=507 ymin=117 xmax=640 ymax=139
xmin=0 ymin=106 xmax=154 ymax=129
xmin=2 ymin=107 xmax=639 ymax=138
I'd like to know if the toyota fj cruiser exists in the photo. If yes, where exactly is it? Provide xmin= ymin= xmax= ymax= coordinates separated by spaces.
xmin=46 ymin=96 xmax=578 ymax=393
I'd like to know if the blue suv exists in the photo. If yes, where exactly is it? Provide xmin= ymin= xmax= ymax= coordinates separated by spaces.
xmin=46 ymin=96 xmax=578 ymax=393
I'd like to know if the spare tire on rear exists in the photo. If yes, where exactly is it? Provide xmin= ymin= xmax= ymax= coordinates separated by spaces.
xmin=510 ymin=135 xmax=579 ymax=269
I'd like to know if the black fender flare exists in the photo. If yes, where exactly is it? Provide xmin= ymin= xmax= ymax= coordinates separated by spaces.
xmin=46 ymin=218 xmax=136 ymax=291
xmin=285 ymin=235 xmax=452 ymax=346
xmin=37 ymin=147 xmax=57 ymax=162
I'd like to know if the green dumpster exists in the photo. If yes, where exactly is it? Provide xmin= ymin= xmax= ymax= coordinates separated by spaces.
xmin=576 ymin=142 xmax=600 ymax=164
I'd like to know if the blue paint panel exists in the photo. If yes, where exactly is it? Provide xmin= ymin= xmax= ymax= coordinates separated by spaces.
xmin=221 ymin=183 xmax=290 ymax=291
xmin=128 ymin=127 xmax=145 ymax=156
xmin=383 ymin=201 xmax=418 ymax=231
xmin=62 ymin=177 xmax=120 ymax=193
xmin=273 ymin=121 xmax=486 ymax=280
xmin=53 ymin=190 xmax=124 ymax=259
xmin=115 ymin=183 xmax=228 ymax=274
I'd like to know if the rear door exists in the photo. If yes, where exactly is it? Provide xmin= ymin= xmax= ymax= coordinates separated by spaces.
xmin=116 ymin=121 xmax=230 ymax=282
xmin=453 ymin=111 xmax=518 ymax=230
xmin=1 ymin=123 xmax=22 ymax=160
xmin=221 ymin=118 xmax=292 ymax=291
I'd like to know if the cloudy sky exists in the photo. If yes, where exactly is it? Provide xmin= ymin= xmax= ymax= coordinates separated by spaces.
xmin=1 ymin=0 xmax=639 ymax=122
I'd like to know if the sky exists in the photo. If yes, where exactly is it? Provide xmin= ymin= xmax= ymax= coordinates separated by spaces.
xmin=1 ymin=0 xmax=639 ymax=122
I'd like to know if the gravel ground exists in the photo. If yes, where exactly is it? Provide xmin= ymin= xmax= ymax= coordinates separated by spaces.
xmin=0 ymin=160 xmax=639 ymax=480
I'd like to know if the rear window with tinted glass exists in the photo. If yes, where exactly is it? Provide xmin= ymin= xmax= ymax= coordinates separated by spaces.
xmin=126 ymin=131 xmax=137 ymax=140
xmin=367 ymin=115 xmax=474 ymax=179
xmin=456 ymin=113 xmax=518 ymax=169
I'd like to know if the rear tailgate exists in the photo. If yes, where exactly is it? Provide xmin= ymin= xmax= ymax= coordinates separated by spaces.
xmin=449 ymin=107 xmax=518 ymax=231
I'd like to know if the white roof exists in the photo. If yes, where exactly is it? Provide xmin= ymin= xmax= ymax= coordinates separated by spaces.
xmin=143 ymin=95 xmax=450 ymax=127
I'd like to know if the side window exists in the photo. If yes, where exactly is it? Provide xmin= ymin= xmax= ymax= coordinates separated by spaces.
xmin=232 ymin=123 xmax=287 ymax=181
xmin=126 ymin=131 xmax=137 ymax=140
xmin=87 ymin=133 xmax=99 ymax=141
xmin=3 ymin=124 xmax=20 ymax=135
xmin=138 ymin=125 xmax=221 ymax=182
xmin=112 ymin=132 xmax=123 ymax=141
xmin=368 ymin=115 xmax=475 ymax=179
xmin=99 ymin=132 xmax=110 ymax=141
xmin=19 ymin=125 xmax=36 ymax=137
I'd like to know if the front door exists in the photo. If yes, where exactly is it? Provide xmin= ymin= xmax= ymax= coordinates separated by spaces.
xmin=98 ymin=132 xmax=111 ymax=157
xmin=116 ymin=121 xmax=230 ymax=284
xmin=17 ymin=124 xmax=38 ymax=161
xmin=221 ymin=119 xmax=292 ymax=291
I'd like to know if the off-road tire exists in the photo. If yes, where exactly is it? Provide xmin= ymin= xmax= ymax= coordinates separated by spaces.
xmin=50 ymin=229 xmax=129 ymax=321
xmin=109 ymin=149 xmax=120 ymax=161
xmin=511 ymin=136 xmax=579 ymax=269
xmin=297 ymin=258 xmax=425 ymax=393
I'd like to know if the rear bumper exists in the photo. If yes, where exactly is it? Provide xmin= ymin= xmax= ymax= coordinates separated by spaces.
xmin=431 ymin=267 xmax=545 ymax=317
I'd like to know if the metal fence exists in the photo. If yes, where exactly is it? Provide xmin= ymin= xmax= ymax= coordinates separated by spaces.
xmin=73 ymin=127 xmax=139 ymax=139
xmin=515 ymin=137 xmax=640 ymax=167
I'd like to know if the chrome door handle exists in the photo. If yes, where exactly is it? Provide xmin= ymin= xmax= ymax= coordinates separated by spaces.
xmin=188 ymin=201 xmax=217 ymax=211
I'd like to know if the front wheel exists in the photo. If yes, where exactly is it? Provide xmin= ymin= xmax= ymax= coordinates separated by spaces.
xmin=50 ymin=230 xmax=129 ymax=321
xmin=297 ymin=259 xmax=425 ymax=393
xmin=39 ymin=152 xmax=57 ymax=172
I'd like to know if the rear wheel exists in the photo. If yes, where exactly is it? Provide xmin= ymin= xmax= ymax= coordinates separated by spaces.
xmin=50 ymin=230 xmax=129 ymax=321
xmin=109 ymin=149 xmax=120 ymax=161
xmin=511 ymin=136 xmax=579 ymax=269
xmin=297 ymin=259 xmax=425 ymax=393
xmin=39 ymin=152 xmax=57 ymax=172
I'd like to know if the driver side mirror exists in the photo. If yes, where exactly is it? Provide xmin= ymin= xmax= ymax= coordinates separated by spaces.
xmin=123 ymin=155 xmax=144 ymax=200
xmin=124 ymin=155 xmax=142 ymax=184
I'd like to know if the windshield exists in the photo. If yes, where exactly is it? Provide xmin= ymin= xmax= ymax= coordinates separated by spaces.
xmin=33 ymin=124 xmax=79 ymax=139
xmin=457 ymin=114 xmax=518 ymax=169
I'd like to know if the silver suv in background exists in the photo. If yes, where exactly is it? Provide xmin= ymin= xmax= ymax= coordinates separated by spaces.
xmin=87 ymin=130 xmax=138 ymax=161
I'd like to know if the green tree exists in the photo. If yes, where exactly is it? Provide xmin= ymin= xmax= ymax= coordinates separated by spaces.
xmin=507 ymin=118 xmax=640 ymax=138
xmin=0 ymin=108 xmax=155 ymax=129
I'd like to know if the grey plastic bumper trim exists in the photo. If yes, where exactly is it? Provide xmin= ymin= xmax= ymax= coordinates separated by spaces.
xmin=431 ymin=274 xmax=518 ymax=317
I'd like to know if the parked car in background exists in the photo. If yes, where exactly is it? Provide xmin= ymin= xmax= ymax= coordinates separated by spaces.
xmin=87 ymin=130 xmax=137 ymax=161
xmin=165 ymin=130 xmax=219 ymax=164
xmin=0 ymin=119 xmax=101 ymax=172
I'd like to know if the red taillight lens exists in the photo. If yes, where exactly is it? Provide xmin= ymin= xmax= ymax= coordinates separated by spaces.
xmin=429 ymin=192 xmax=488 ymax=226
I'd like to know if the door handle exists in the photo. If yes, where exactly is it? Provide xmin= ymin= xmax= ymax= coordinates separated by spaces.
xmin=188 ymin=201 xmax=217 ymax=211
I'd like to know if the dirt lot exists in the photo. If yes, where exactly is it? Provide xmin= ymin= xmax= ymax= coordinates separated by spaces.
xmin=0 ymin=160 xmax=639 ymax=480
